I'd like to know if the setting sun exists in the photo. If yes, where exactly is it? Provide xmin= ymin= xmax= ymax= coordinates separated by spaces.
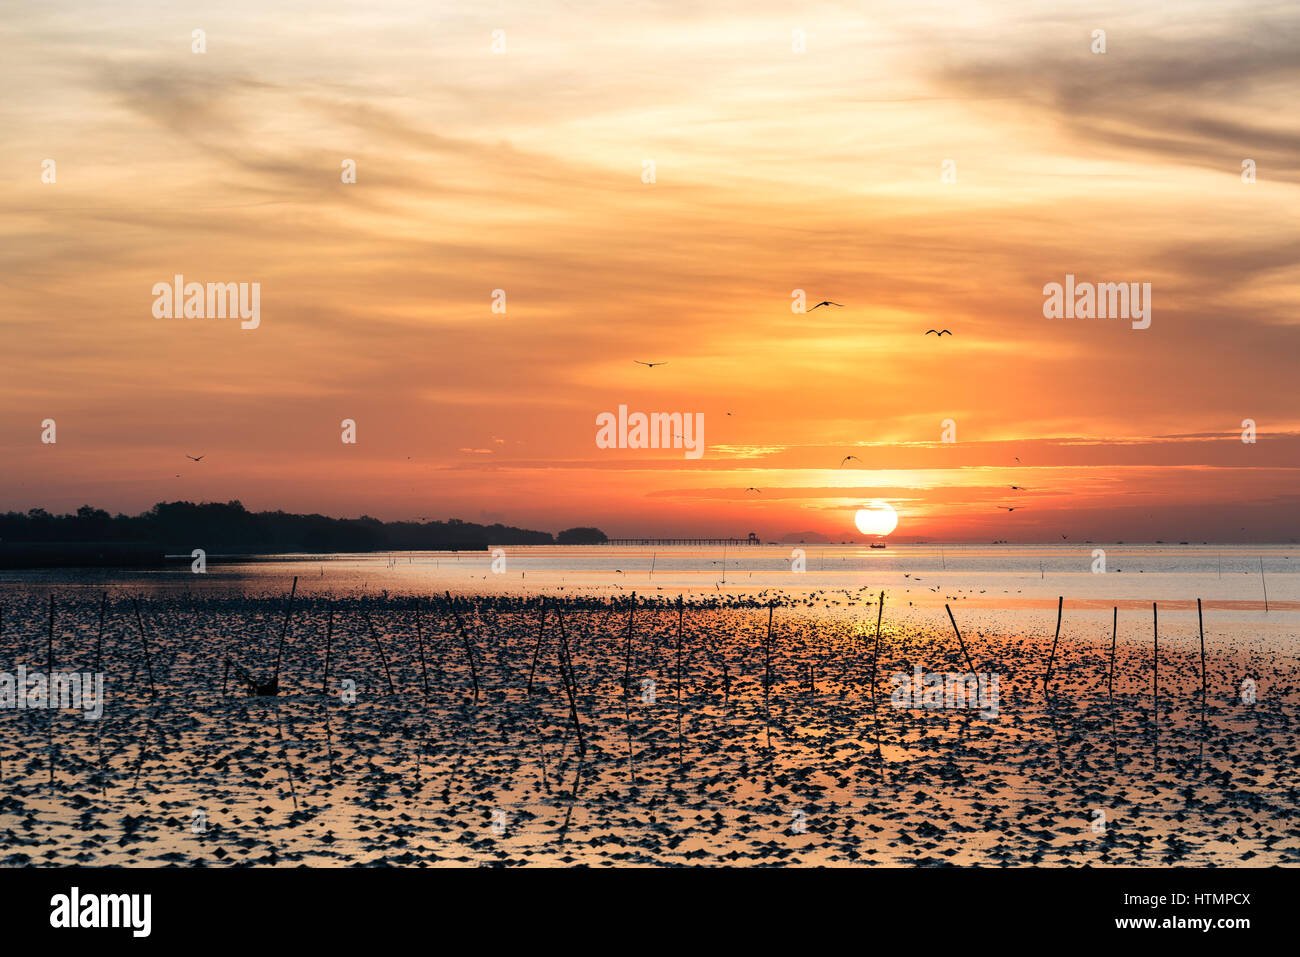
xmin=854 ymin=501 xmax=899 ymax=537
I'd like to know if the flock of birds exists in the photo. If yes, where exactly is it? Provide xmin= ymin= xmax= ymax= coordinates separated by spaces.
xmin=3 ymin=589 xmax=1294 ymax=868
xmin=634 ymin=299 xmax=987 ymax=517
xmin=637 ymin=339 xmax=1058 ymax=531
xmin=173 ymin=303 xmax=1052 ymax=538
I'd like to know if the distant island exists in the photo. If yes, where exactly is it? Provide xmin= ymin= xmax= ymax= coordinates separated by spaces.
xmin=0 ymin=501 xmax=606 ymax=567
xmin=778 ymin=530 xmax=835 ymax=544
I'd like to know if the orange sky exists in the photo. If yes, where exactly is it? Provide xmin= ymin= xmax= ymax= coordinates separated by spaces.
xmin=2 ymin=1 xmax=1298 ymax=541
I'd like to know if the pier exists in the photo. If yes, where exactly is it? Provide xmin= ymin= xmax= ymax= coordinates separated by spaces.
xmin=602 ymin=536 xmax=760 ymax=546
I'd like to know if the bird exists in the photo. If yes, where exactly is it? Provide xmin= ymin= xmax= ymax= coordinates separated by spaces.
xmin=186 ymin=454 xmax=205 ymax=462
xmin=809 ymin=301 xmax=843 ymax=310
xmin=999 ymin=506 xmax=1020 ymax=511
xmin=840 ymin=455 xmax=862 ymax=467
xmin=925 ymin=329 xmax=952 ymax=336
xmin=1010 ymin=485 xmax=1029 ymax=490
xmin=745 ymin=487 xmax=762 ymax=493
xmin=634 ymin=360 xmax=667 ymax=368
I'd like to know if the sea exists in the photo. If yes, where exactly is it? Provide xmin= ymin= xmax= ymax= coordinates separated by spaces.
xmin=1 ymin=543 xmax=1294 ymax=629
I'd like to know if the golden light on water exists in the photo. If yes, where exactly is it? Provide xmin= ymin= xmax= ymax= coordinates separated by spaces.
xmin=854 ymin=501 xmax=899 ymax=537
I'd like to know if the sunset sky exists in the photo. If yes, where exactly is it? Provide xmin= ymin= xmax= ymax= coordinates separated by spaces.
xmin=2 ymin=0 xmax=1298 ymax=541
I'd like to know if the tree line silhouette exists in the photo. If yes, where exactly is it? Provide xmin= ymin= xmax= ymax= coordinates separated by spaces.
xmin=0 ymin=500 xmax=607 ymax=564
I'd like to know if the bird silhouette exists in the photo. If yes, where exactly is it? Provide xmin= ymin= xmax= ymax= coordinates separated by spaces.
xmin=999 ymin=506 xmax=1020 ymax=511
xmin=634 ymin=360 xmax=667 ymax=368
xmin=186 ymin=454 xmax=204 ymax=462
xmin=745 ymin=487 xmax=762 ymax=493
xmin=1010 ymin=485 xmax=1029 ymax=490
xmin=810 ymin=301 xmax=843 ymax=310
xmin=925 ymin=329 xmax=952 ymax=336
xmin=840 ymin=455 xmax=862 ymax=467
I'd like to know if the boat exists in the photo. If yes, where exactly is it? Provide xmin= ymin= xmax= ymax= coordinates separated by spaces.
xmin=869 ymin=542 xmax=887 ymax=549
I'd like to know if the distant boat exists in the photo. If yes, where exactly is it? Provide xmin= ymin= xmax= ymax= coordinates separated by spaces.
xmin=869 ymin=542 xmax=887 ymax=549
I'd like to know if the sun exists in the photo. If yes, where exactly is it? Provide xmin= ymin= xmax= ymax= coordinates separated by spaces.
xmin=854 ymin=500 xmax=898 ymax=537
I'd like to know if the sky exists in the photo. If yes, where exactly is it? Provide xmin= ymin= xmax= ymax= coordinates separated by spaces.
xmin=1 ymin=0 xmax=1298 ymax=541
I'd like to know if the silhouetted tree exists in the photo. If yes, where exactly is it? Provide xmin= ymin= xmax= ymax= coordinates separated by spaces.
xmin=557 ymin=527 xmax=608 ymax=545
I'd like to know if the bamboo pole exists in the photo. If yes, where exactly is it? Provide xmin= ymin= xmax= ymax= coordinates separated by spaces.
xmin=46 ymin=595 xmax=57 ymax=794
xmin=945 ymin=604 xmax=979 ymax=677
xmin=622 ymin=592 xmax=636 ymax=696
xmin=870 ymin=591 xmax=884 ymax=704
xmin=94 ymin=592 xmax=107 ymax=677
xmin=1197 ymin=598 xmax=1207 ymax=701
xmin=526 ymin=598 xmax=547 ymax=695
xmin=414 ymin=600 xmax=429 ymax=696
xmin=272 ymin=576 xmax=298 ymax=687
xmin=445 ymin=592 xmax=480 ymax=701
xmin=47 ymin=593 xmax=55 ymax=675
xmin=1152 ymin=602 xmax=1159 ymax=717
xmin=1108 ymin=606 xmax=1117 ymax=701
xmin=676 ymin=596 xmax=684 ymax=768
xmin=321 ymin=603 xmax=334 ymax=696
xmin=764 ymin=603 xmax=775 ymax=751
xmin=553 ymin=606 xmax=584 ymax=757
xmin=364 ymin=606 xmax=397 ymax=695
xmin=131 ymin=595 xmax=156 ymax=697
xmin=1043 ymin=595 xmax=1063 ymax=694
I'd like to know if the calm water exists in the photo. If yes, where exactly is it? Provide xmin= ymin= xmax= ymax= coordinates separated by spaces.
xmin=2 ymin=544 xmax=1295 ymax=617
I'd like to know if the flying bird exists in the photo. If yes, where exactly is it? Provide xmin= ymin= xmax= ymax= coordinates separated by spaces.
xmin=186 ymin=455 xmax=204 ymax=462
xmin=840 ymin=455 xmax=862 ymax=467
xmin=634 ymin=360 xmax=667 ymax=368
xmin=745 ymin=487 xmax=762 ymax=493
xmin=1010 ymin=485 xmax=1029 ymax=490
xmin=999 ymin=506 xmax=1021 ymax=511
xmin=809 ymin=301 xmax=843 ymax=310
xmin=925 ymin=329 xmax=952 ymax=336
